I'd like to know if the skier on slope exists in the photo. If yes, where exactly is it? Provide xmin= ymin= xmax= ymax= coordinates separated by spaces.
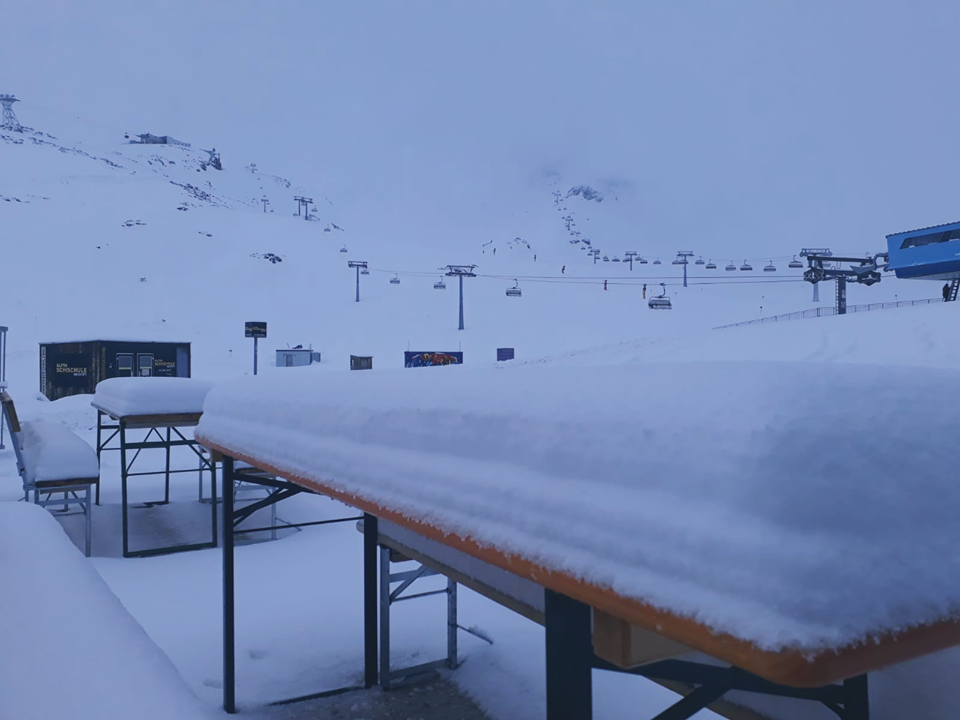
xmin=561 ymin=265 xmax=566 ymax=274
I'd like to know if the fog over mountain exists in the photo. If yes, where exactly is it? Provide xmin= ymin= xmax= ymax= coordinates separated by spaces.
xmin=5 ymin=0 xmax=959 ymax=257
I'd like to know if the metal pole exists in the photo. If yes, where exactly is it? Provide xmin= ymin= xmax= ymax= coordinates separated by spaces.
xmin=253 ymin=337 xmax=258 ymax=375
xmin=356 ymin=265 xmax=361 ymax=303
xmin=458 ymin=275 xmax=465 ymax=331
xmin=120 ymin=423 xmax=130 ymax=557
xmin=364 ymin=513 xmax=379 ymax=687
xmin=0 ymin=326 xmax=6 ymax=449
xmin=813 ymin=281 xmax=819 ymax=303
xmin=223 ymin=456 xmax=236 ymax=713
xmin=683 ymin=260 xmax=688 ymax=288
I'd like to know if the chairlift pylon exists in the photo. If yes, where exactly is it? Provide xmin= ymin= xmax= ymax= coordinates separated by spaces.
xmin=705 ymin=259 xmax=717 ymax=269
xmin=648 ymin=283 xmax=672 ymax=310
xmin=506 ymin=279 xmax=522 ymax=297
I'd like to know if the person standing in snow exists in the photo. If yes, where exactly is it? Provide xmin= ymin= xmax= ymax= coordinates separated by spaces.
xmin=534 ymin=254 xmax=537 ymax=262
xmin=603 ymin=279 xmax=608 ymax=291
xmin=561 ymin=265 xmax=566 ymax=274
xmin=943 ymin=283 xmax=951 ymax=302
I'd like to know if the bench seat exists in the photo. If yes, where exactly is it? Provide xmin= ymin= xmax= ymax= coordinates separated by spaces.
xmin=0 ymin=502 xmax=210 ymax=720
xmin=19 ymin=419 xmax=100 ymax=487
xmin=2 ymin=391 xmax=99 ymax=556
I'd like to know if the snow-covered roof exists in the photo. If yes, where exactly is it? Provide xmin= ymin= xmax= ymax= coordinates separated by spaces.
xmin=195 ymin=360 xmax=960 ymax=659
xmin=40 ymin=338 xmax=191 ymax=345
xmin=92 ymin=377 xmax=214 ymax=418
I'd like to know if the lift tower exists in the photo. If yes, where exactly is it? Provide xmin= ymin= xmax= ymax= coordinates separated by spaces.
xmin=0 ymin=95 xmax=22 ymax=132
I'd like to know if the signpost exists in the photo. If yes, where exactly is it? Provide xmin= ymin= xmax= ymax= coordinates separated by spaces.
xmin=245 ymin=322 xmax=267 ymax=375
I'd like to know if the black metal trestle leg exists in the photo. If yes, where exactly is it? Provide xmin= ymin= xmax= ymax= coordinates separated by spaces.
xmin=223 ymin=456 xmax=236 ymax=714
xmin=545 ymin=589 xmax=593 ymax=720
xmin=843 ymin=675 xmax=869 ymax=720
xmin=363 ymin=513 xmax=379 ymax=688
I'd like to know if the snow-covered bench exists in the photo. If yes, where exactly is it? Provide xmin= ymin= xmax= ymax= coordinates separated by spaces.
xmin=0 ymin=502 xmax=211 ymax=720
xmin=1 ymin=391 xmax=99 ymax=556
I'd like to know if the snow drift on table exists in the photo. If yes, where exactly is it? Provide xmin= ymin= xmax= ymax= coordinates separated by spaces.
xmin=195 ymin=360 xmax=960 ymax=653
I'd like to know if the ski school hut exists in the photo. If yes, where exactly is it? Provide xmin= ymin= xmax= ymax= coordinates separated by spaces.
xmin=40 ymin=339 xmax=191 ymax=401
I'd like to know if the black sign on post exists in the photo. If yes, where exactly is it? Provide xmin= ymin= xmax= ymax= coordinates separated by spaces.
xmin=245 ymin=322 xmax=267 ymax=375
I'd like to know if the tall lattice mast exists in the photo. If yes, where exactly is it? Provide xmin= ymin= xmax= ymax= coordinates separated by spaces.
xmin=0 ymin=95 xmax=22 ymax=132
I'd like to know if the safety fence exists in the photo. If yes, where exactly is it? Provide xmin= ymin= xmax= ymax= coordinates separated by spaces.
xmin=714 ymin=297 xmax=944 ymax=329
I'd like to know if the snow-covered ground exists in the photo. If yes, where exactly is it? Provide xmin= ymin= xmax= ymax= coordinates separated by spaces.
xmin=4 ymin=2 xmax=960 ymax=718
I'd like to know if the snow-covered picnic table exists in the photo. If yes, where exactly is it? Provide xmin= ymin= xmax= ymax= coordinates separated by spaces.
xmin=91 ymin=376 xmax=215 ymax=426
xmin=194 ymin=360 xmax=960 ymax=687
xmin=91 ymin=377 xmax=219 ymax=557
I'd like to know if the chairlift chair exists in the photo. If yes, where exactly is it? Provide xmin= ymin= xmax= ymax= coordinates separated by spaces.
xmin=695 ymin=256 xmax=705 ymax=265
xmin=434 ymin=276 xmax=447 ymax=290
xmin=639 ymin=257 xmax=648 ymax=264
xmin=705 ymin=259 xmax=717 ymax=269
xmin=648 ymin=283 xmax=672 ymax=310
xmin=339 ymin=246 xmax=348 ymax=253
xmin=506 ymin=280 xmax=522 ymax=298
xmin=788 ymin=256 xmax=803 ymax=269
xmin=763 ymin=261 xmax=777 ymax=272
xmin=612 ymin=256 xmax=621 ymax=262
xmin=653 ymin=258 xmax=662 ymax=265
xmin=740 ymin=260 xmax=753 ymax=271
xmin=390 ymin=274 xmax=400 ymax=285
xmin=725 ymin=261 xmax=736 ymax=271
xmin=603 ymin=255 xmax=610 ymax=262
xmin=361 ymin=268 xmax=370 ymax=275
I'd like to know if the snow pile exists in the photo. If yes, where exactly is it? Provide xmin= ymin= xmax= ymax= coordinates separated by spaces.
xmin=0 ymin=502 xmax=211 ymax=720
xmin=196 ymin=360 xmax=960 ymax=654
xmin=92 ymin=377 xmax=215 ymax=417
xmin=18 ymin=420 xmax=99 ymax=483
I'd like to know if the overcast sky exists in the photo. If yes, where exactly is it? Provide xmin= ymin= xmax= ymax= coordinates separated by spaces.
xmin=5 ymin=0 xmax=959 ymax=256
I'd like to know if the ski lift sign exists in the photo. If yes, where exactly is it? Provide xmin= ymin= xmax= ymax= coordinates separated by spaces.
xmin=244 ymin=322 xmax=267 ymax=339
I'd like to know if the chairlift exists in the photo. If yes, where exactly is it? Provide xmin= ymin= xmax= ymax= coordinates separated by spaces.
xmin=390 ymin=274 xmax=400 ymax=285
xmin=639 ymin=257 xmax=648 ymax=264
xmin=695 ymin=256 xmax=705 ymax=265
xmin=725 ymin=261 xmax=736 ymax=271
xmin=672 ymin=258 xmax=683 ymax=265
xmin=434 ymin=276 xmax=447 ymax=290
xmin=361 ymin=268 xmax=370 ymax=275
xmin=603 ymin=255 xmax=610 ymax=262
xmin=612 ymin=256 xmax=621 ymax=262
xmin=763 ymin=261 xmax=777 ymax=272
xmin=648 ymin=283 xmax=672 ymax=310
xmin=339 ymin=246 xmax=348 ymax=253
xmin=788 ymin=256 xmax=803 ymax=269
xmin=740 ymin=260 xmax=753 ymax=271
xmin=705 ymin=259 xmax=717 ymax=269
xmin=653 ymin=258 xmax=662 ymax=265
xmin=506 ymin=279 xmax=522 ymax=297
